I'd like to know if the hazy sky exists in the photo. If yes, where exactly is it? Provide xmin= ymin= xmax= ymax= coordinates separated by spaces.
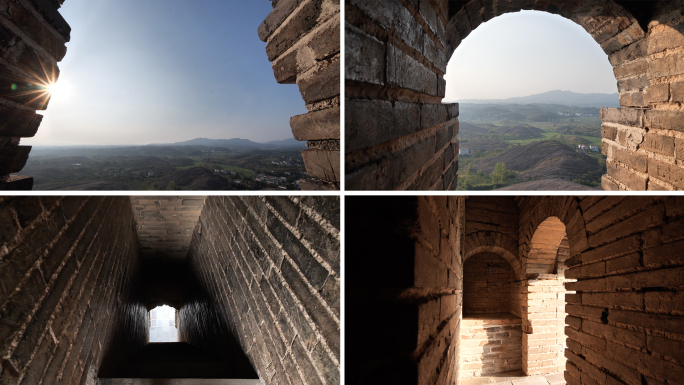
xmin=26 ymin=0 xmax=306 ymax=146
xmin=444 ymin=10 xmax=618 ymax=102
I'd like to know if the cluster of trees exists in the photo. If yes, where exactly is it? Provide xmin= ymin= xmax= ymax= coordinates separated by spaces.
xmin=458 ymin=162 xmax=517 ymax=190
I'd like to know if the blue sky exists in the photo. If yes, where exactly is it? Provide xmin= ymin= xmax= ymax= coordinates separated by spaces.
xmin=26 ymin=0 xmax=306 ymax=146
xmin=444 ymin=10 xmax=618 ymax=102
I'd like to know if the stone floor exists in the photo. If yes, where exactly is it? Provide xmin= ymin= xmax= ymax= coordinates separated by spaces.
xmin=462 ymin=371 xmax=566 ymax=385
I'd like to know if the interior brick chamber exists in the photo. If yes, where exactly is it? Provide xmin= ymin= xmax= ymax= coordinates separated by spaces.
xmin=460 ymin=253 xmax=522 ymax=378
xmin=347 ymin=196 xmax=684 ymax=385
xmin=345 ymin=0 xmax=684 ymax=191
xmin=0 ymin=196 xmax=340 ymax=385
xmin=0 ymin=0 xmax=340 ymax=191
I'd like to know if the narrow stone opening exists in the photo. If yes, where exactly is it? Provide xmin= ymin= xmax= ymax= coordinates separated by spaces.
xmin=148 ymin=305 xmax=179 ymax=343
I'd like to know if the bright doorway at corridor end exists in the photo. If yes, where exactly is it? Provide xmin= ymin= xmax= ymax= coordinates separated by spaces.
xmin=149 ymin=305 xmax=179 ymax=343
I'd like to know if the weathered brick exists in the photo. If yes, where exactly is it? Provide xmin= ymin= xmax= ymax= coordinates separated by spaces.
xmin=648 ymin=22 xmax=684 ymax=55
xmin=641 ymin=132 xmax=675 ymax=156
xmin=345 ymin=22 xmax=385 ymax=85
xmin=648 ymin=157 xmax=684 ymax=189
xmin=608 ymin=39 xmax=647 ymax=66
xmin=605 ymin=160 xmax=646 ymax=191
xmin=302 ymin=149 xmax=340 ymax=183
xmin=297 ymin=56 xmax=340 ymax=104
xmin=600 ymin=108 xmax=644 ymax=127
xmin=673 ymin=81 xmax=684 ymax=102
xmin=649 ymin=51 xmax=684 ymax=78
xmin=346 ymin=99 xmax=421 ymax=152
xmin=645 ymin=83 xmax=670 ymax=104
xmin=387 ymin=44 xmax=438 ymax=95
xmin=645 ymin=110 xmax=684 ymax=132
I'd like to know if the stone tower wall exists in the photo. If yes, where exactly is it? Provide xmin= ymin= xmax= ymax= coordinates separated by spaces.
xmin=184 ymin=196 xmax=340 ymax=385
xmin=0 ymin=197 xmax=146 ymax=385
xmin=346 ymin=0 xmax=459 ymax=190
xmin=0 ymin=0 xmax=69 ymax=190
xmin=260 ymin=0 xmax=341 ymax=189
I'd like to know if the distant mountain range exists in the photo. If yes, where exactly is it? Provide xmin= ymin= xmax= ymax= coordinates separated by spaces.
xmin=160 ymin=137 xmax=307 ymax=149
xmin=455 ymin=90 xmax=619 ymax=108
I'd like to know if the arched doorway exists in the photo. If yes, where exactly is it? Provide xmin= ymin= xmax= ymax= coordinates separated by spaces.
xmin=149 ymin=305 xmax=179 ymax=343
xmin=445 ymin=9 xmax=615 ymax=190
xmin=522 ymin=217 xmax=572 ymax=375
xmin=345 ymin=1 xmax=684 ymax=191
xmin=460 ymin=252 xmax=523 ymax=380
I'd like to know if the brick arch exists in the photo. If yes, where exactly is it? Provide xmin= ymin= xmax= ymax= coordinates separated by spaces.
xmin=463 ymin=231 xmax=521 ymax=278
xmin=525 ymin=217 xmax=566 ymax=275
xmin=517 ymin=196 xmax=588 ymax=261
xmin=444 ymin=1 xmax=645 ymax=62
xmin=514 ymin=197 xmax=591 ymax=376
xmin=346 ymin=1 xmax=684 ymax=190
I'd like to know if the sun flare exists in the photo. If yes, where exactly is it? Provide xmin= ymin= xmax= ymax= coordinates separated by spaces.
xmin=45 ymin=79 xmax=73 ymax=102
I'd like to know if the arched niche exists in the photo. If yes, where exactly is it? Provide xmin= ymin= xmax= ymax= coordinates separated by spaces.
xmin=459 ymin=252 xmax=523 ymax=380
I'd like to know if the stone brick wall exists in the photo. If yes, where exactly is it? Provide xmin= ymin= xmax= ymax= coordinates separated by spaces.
xmin=260 ymin=0 xmax=341 ymax=189
xmin=0 ymin=196 xmax=146 ymax=385
xmin=463 ymin=253 xmax=515 ymax=315
xmin=601 ymin=2 xmax=684 ymax=190
xmin=177 ymin=279 xmax=258 ymax=379
xmin=559 ymin=196 xmax=684 ymax=385
xmin=0 ymin=0 xmax=69 ymax=190
xmin=459 ymin=317 xmax=523 ymax=379
xmin=182 ymin=196 xmax=340 ymax=385
xmin=464 ymin=197 xmax=522 ymax=318
xmin=347 ymin=196 xmax=463 ymax=385
xmin=346 ymin=0 xmax=459 ymax=190
xmin=516 ymin=196 xmax=684 ymax=383
xmin=520 ymin=276 xmax=567 ymax=375
xmin=346 ymin=1 xmax=684 ymax=190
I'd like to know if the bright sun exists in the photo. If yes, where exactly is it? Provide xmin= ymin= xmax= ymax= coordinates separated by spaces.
xmin=46 ymin=80 xmax=73 ymax=102
xmin=47 ymin=82 xmax=58 ymax=95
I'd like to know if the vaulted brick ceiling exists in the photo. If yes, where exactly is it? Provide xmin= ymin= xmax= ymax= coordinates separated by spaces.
xmin=129 ymin=196 xmax=205 ymax=260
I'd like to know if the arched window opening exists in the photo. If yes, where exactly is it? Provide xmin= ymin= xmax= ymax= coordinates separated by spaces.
xmin=523 ymin=217 xmax=574 ymax=377
xmin=460 ymin=252 xmax=522 ymax=380
xmin=446 ymin=10 xmax=616 ymax=191
xmin=149 ymin=305 xmax=179 ymax=343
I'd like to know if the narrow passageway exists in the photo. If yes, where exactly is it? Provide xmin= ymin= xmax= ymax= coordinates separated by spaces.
xmin=98 ymin=197 xmax=258 ymax=382
xmin=0 ymin=196 xmax=340 ymax=385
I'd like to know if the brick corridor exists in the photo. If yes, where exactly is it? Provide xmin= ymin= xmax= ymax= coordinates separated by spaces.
xmin=0 ymin=196 xmax=340 ymax=385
